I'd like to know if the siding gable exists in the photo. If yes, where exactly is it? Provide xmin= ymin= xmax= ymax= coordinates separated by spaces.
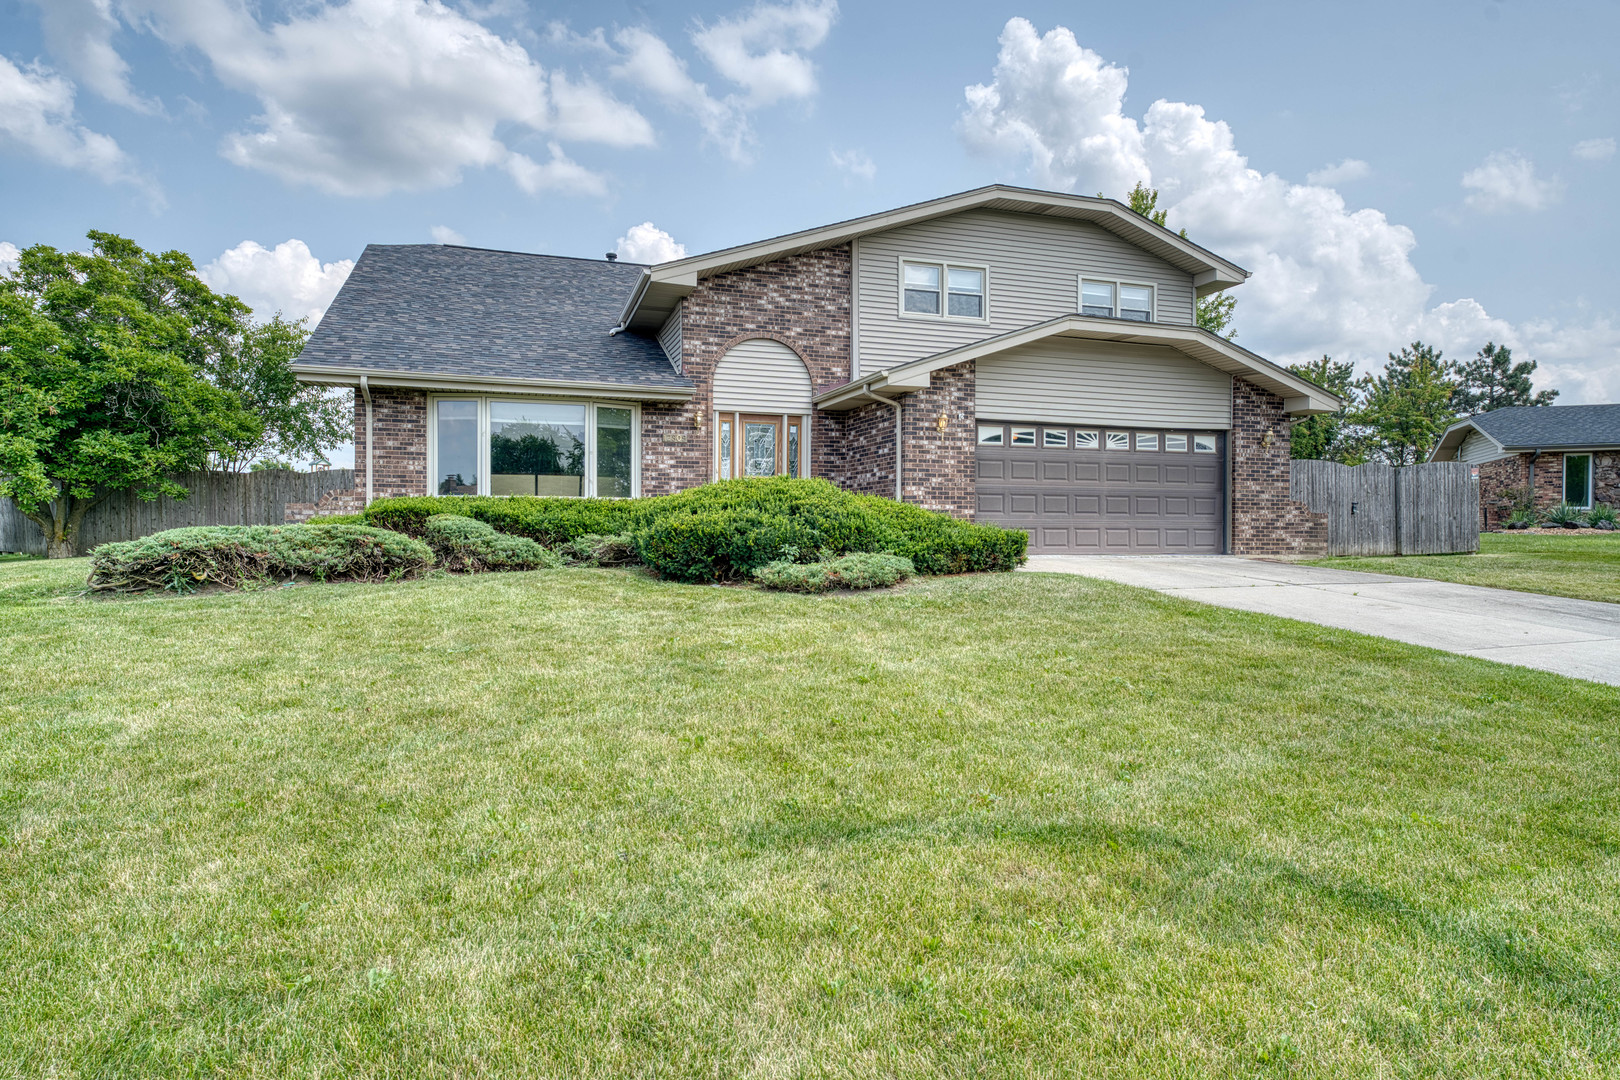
xmin=977 ymin=339 xmax=1233 ymax=429
xmin=1458 ymin=427 xmax=1510 ymax=465
xmin=856 ymin=208 xmax=1198 ymax=372
xmin=657 ymin=301 xmax=683 ymax=373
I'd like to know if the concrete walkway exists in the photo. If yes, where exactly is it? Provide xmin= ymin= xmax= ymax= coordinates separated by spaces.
xmin=1024 ymin=555 xmax=1620 ymax=687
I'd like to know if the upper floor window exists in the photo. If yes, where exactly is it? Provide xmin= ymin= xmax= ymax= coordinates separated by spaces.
xmin=1080 ymin=278 xmax=1156 ymax=322
xmin=901 ymin=259 xmax=988 ymax=321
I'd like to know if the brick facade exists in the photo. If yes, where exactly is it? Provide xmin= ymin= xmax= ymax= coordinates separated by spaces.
xmin=815 ymin=400 xmax=896 ymax=498
xmin=641 ymin=246 xmax=852 ymax=495
xmin=1479 ymin=450 xmax=1620 ymax=528
xmin=1229 ymin=378 xmax=1327 ymax=557
xmin=353 ymin=388 xmax=429 ymax=499
xmin=898 ymin=360 xmax=976 ymax=519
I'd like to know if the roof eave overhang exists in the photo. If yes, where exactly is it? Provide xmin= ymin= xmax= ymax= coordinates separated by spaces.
xmin=291 ymin=364 xmax=695 ymax=402
xmin=814 ymin=315 xmax=1342 ymax=416
xmin=623 ymin=185 xmax=1250 ymax=331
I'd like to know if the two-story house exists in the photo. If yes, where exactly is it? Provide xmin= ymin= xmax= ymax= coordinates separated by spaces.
xmin=291 ymin=185 xmax=1340 ymax=555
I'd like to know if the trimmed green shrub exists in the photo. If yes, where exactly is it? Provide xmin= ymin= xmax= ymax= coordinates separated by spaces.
xmin=88 ymin=524 xmax=434 ymax=593
xmin=559 ymin=533 xmax=639 ymax=567
xmin=363 ymin=477 xmax=1027 ymax=584
xmin=306 ymin=512 xmax=364 ymax=525
xmin=1541 ymin=503 xmax=1587 ymax=529
xmin=363 ymin=495 xmax=647 ymax=546
xmin=421 ymin=514 xmax=561 ymax=572
xmin=754 ymin=553 xmax=915 ymax=593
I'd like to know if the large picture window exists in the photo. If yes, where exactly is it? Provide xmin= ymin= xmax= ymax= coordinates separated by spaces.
xmin=431 ymin=397 xmax=639 ymax=498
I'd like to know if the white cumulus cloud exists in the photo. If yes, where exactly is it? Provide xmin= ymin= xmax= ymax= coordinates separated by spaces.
xmin=0 ymin=241 xmax=19 ymax=277
xmin=1461 ymin=150 xmax=1561 ymax=213
xmin=22 ymin=0 xmax=158 ymax=113
xmin=830 ymin=147 xmax=875 ymax=181
xmin=430 ymin=225 xmax=466 ymax=245
xmin=957 ymin=17 xmax=1607 ymax=401
xmin=199 ymin=239 xmax=354 ymax=326
xmin=1306 ymin=158 xmax=1369 ymax=186
xmin=105 ymin=0 xmax=650 ymax=197
xmin=0 ymin=56 xmax=156 ymax=199
xmin=692 ymin=0 xmax=838 ymax=106
xmin=614 ymin=222 xmax=687 ymax=264
xmin=607 ymin=2 xmax=838 ymax=164
xmin=1573 ymin=137 xmax=1616 ymax=161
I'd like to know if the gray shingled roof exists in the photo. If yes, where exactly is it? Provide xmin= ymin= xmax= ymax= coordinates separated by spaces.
xmin=294 ymin=244 xmax=692 ymax=390
xmin=1467 ymin=404 xmax=1620 ymax=450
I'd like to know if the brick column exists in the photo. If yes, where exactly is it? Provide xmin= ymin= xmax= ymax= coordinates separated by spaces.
xmin=1229 ymin=378 xmax=1326 ymax=556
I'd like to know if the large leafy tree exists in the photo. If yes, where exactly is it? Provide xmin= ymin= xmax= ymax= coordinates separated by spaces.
xmin=0 ymin=232 xmax=312 ymax=557
xmin=1126 ymin=181 xmax=1237 ymax=339
xmin=1286 ymin=355 xmax=1364 ymax=462
xmin=207 ymin=313 xmax=349 ymax=472
xmin=1453 ymin=341 xmax=1557 ymax=413
xmin=1353 ymin=341 xmax=1459 ymax=466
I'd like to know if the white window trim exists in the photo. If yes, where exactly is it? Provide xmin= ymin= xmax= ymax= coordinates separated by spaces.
xmin=1078 ymin=276 xmax=1157 ymax=323
xmin=897 ymin=256 xmax=991 ymax=324
xmin=427 ymin=394 xmax=641 ymax=499
xmin=1565 ymin=453 xmax=1594 ymax=508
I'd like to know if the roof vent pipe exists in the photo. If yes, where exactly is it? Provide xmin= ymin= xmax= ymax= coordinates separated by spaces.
xmin=605 ymin=252 xmax=618 ymax=261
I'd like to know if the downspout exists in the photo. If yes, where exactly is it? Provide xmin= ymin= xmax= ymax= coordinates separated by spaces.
xmin=862 ymin=388 xmax=902 ymax=501
xmin=360 ymin=375 xmax=374 ymax=507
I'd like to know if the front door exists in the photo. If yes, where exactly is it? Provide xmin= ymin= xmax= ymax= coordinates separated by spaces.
xmin=740 ymin=414 xmax=781 ymax=477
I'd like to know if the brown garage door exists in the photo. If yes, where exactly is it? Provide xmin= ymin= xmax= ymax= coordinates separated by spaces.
xmin=975 ymin=422 xmax=1226 ymax=553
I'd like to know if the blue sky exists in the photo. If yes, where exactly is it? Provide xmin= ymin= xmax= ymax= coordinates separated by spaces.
xmin=4 ymin=0 xmax=1618 ymax=426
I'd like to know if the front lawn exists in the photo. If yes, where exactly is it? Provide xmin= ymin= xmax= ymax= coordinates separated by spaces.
xmin=1307 ymin=531 xmax=1620 ymax=604
xmin=2 ymin=560 xmax=1617 ymax=1077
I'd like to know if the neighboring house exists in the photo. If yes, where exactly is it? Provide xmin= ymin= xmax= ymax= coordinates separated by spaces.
xmin=1430 ymin=404 xmax=1620 ymax=529
xmin=290 ymin=185 xmax=1342 ymax=555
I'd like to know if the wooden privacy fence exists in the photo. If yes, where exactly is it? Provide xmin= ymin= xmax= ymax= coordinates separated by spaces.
xmin=0 ymin=469 xmax=356 ymax=556
xmin=1290 ymin=460 xmax=1478 ymax=556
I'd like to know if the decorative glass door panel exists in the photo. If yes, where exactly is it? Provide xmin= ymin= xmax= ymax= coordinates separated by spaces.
xmin=743 ymin=420 xmax=779 ymax=477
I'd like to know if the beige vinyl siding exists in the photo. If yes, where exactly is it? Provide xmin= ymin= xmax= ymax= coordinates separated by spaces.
xmin=857 ymin=208 xmax=1198 ymax=371
xmin=1457 ymin=428 xmax=1509 ymax=465
xmin=713 ymin=338 xmax=814 ymax=412
xmin=657 ymin=302 xmax=683 ymax=373
xmin=977 ymin=339 xmax=1233 ymax=429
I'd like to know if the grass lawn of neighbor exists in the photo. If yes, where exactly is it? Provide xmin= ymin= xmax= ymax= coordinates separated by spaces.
xmin=2 ymin=557 xmax=1618 ymax=1077
xmin=1306 ymin=531 xmax=1620 ymax=604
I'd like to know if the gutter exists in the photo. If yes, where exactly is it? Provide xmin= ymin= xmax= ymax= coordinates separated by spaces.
xmin=359 ymin=375 xmax=373 ymax=508
xmin=861 ymin=388 xmax=903 ymax=501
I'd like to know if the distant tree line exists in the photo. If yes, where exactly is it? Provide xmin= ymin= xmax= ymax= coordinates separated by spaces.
xmin=1286 ymin=342 xmax=1556 ymax=465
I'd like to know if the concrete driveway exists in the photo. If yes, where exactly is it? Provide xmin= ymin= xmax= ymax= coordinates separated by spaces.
xmin=1024 ymin=555 xmax=1620 ymax=687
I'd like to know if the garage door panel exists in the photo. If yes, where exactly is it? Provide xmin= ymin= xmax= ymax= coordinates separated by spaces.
xmin=977 ymin=423 xmax=1226 ymax=554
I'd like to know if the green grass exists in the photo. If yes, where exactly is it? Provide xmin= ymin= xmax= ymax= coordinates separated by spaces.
xmin=1307 ymin=531 xmax=1620 ymax=604
xmin=2 ymin=559 xmax=1618 ymax=1078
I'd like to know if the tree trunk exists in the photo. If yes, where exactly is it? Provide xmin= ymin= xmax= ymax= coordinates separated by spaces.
xmin=22 ymin=491 xmax=101 ymax=559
